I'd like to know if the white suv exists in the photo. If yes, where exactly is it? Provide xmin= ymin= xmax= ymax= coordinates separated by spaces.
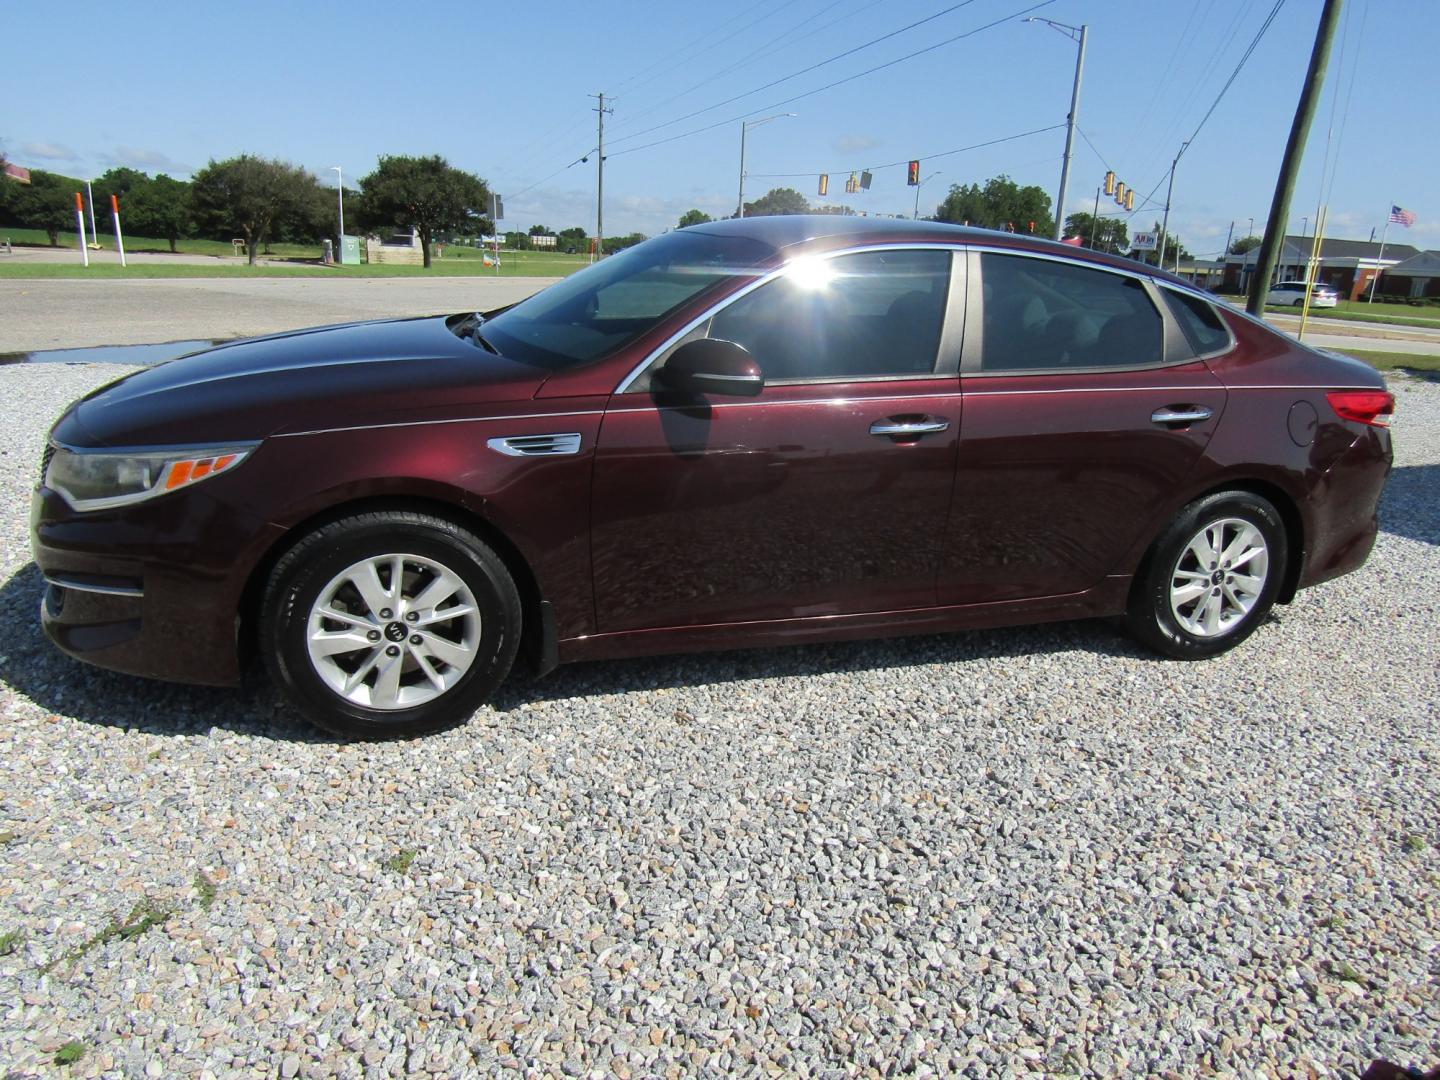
xmin=1266 ymin=280 xmax=1339 ymax=308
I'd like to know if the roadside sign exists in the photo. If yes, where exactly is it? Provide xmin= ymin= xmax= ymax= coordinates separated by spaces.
xmin=1132 ymin=232 xmax=1158 ymax=252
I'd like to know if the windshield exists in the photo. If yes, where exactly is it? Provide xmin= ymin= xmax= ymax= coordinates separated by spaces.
xmin=480 ymin=230 xmax=775 ymax=369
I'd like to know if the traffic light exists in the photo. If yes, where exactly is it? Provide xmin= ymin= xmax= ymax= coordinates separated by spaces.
xmin=860 ymin=170 xmax=872 ymax=191
xmin=846 ymin=172 xmax=858 ymax=194
xmin=1125 ymin=189 xmax=1135 ymax=211
xmin=818 ymin=174 xmax=828 ymax=196
xmin=1114 ymin=181 xmax=1126 ymax=206
xmin=1028 ymin=220 xmax=1036 ymax=234
xmin=907 ymin=160 xmax=920 ymax=186
xmin=1104 ymin=171 xmax=1116 ymax=196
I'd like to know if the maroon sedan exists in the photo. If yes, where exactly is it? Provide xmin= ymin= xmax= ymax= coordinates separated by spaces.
xmin=32 ymin=217 xmax=1393 ymax=738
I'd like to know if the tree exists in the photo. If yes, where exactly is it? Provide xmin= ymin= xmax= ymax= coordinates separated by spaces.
xmin=934 ymin=175 xmax=1053 ymax=236
xmin=557 ymin=226 xmax=588 ymax=254
xmin=1230 ymin=235 xmax=1262 ymax=255
xmin=358 ymin=154 xmax=490 ymax=268
xmin=1063 ymin=211 xmax=1128 ymax=253
xmin=190 ymin=154 xmax=319 ymax=265
xmin=124 ymin=175 xmax=193 ymax=252
xmin=602 ymin=233 xmax=647 ymax=254
xmin=677 ymin=208 xmax=713 ymax=228
xmin=528 ymin=223 xmax=552 ymax=236
xmin=7 ymin=169 xmax=75 ymax=246
xmin=741 ymin=187 xmax=808 ymax=217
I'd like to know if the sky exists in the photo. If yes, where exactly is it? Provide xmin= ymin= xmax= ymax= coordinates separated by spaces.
xmin=3 ymin=0 xmax=1437 ymax=259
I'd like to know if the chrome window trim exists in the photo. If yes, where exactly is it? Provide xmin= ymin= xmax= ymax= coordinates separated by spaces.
xmin=43 ymin=574 xmax=144 ymax=598
xmin=1156 ymin=283 xmax=1238 ymax=362
xmin=613 ymin=242 xmax=966 ymax=394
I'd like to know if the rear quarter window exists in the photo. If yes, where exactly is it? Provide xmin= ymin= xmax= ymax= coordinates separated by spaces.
xmin=1162 ymin=289 xmax=1232 ymax=356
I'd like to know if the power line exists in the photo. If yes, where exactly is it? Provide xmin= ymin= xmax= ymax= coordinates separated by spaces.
xmin=606 ymin=0 xmax=989 ymax=150
xmin=609 ymin=0 xmax=1057 ymax=160
xmin=1123 ymin=0 xmax=1287 ymax=226
xmin=616 ymin=0 xmax=807 ymax=102
xmin=609 ymin=0 xmax=887 ymax=135
xmin=746 ymin=122 xmax=1067 ymax=178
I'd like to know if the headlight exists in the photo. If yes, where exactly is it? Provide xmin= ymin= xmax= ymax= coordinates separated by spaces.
xmin=44 ymin=443 xmax=256 ymax=512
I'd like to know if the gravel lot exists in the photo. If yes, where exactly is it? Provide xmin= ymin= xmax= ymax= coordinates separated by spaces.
xmin=1 ymin=362 xmax=1437 ymax=1079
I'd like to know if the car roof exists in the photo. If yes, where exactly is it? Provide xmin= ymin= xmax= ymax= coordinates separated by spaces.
xmin=684 ymin=214 xmax=1186 ymax=284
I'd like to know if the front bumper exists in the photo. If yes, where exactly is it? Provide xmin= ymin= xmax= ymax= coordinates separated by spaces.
xmin=31 ymin=484 xmax=286 ymax=687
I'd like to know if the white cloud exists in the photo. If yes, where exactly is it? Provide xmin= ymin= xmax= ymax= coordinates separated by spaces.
xmin=834 ymin=134 xmax=880 ymax=155
xmin=21 ymin=141 xmax=78 ymax=161
xmin=107 ymin=146 xmax=195 ymax=177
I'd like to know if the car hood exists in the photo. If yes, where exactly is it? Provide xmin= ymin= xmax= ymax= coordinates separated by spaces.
xmin=56 ymin=316 xmax=552 ymax=447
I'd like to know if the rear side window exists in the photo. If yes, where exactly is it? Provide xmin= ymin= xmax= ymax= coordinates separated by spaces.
xmin=979 ymin=253 xmax=1163 ymax=371
xmin=1162 ymin=289 xmax=1232 ymax=356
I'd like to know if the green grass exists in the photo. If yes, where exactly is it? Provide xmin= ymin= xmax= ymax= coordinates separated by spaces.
xmin=0 ymin=255 xmax=584 ymax=280
xmin=382 ymin=848 xmax=418 ymax=874
xmin=1328 ymin=959 xmax=1364 ymax=984
xmin=41 ymin=898 xmax=173 ymax=973
xmin=53 ymin=1041 xmax=85 ymax=1066
xmin=0 ymin=225 xmax=320 ymax=259
xmin=1265 ymin=300 xmax=1440 ymax=330
xmin=193 ymin=871 xmax=217 ymax=911
xmin=0 ymin=928 xmax=23 ymax=956
xmin=1404 ymin=834 xmax=1427 ymax=853
xmin=0 ymin=225 xmax=588 ymax=279
xmin=1334 ymin=348 xmax=1440 ymax=373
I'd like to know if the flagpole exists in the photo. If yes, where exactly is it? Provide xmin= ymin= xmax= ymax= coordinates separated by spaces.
xmin=1367 ymin=211 xmax=1391 ymax=303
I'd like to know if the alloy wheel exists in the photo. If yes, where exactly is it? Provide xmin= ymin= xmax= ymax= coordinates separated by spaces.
xmin=1168 ymin=517 xmax=1270 ymax=639
xmin=305 ymin=553 xmax=481 ymax=709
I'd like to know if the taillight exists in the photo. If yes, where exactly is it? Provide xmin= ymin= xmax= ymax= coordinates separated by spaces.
xmin=1327 ymin=390 xmax=1395 ymax=427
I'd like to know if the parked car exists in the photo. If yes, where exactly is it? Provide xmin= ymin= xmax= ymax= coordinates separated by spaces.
xmin=32 ymin=217 xmax=1394 ymax=738
xmin=1267 ymin=280 xmax=1339 ymax=307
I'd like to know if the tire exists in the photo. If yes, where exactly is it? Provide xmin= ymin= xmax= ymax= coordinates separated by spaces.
xmin=1125 ymin=490 xmax=1287 ymax=660
xmin=260 ymin=510 xmax=521 ymax=739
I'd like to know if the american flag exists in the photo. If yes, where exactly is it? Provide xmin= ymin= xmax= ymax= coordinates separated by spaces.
xmin=1389 ymin=205 xmax=1417 ymax=227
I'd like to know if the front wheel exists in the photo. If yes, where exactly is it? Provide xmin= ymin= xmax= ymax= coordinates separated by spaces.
xmin=1126 ymin=490 xmax=1288 ymax=660
xmin=260 ymin=511 xmax=521 ymax=738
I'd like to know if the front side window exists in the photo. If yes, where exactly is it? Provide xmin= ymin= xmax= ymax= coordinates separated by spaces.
xmin=979 ymin=252 xmax=1164 ymax=372
xmin=481 ymin=230 xmax=775 ymax=369
xmin=705 ymin=249 xmax=950 ymax=382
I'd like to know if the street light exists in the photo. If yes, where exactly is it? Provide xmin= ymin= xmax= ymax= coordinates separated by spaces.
xmin=330 ymin=166 xmax=345 ymax=244
xmin=913 ymin=171 xmax=940 ymax=220
xmin=1025 ymin=17 xmax=1087 ymax=242
xmin=737 ymin=113 xmax=796 ymax=219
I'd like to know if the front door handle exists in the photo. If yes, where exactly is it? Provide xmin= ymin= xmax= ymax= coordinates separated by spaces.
xmin=870 ymin=417 xmax=950 ymax=439
xmin=1151 ymin=405 xmax=1212 ymax=426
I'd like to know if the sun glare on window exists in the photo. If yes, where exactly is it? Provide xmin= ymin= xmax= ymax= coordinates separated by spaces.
xmin=786 ymin=256 xmax=837 ymax=291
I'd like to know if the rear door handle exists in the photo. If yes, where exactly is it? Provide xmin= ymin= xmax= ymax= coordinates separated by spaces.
xmin=1151 ymin=406 xmax=1212 ymax=426
xmin=870 ymin=417 xmax=950 ymax=438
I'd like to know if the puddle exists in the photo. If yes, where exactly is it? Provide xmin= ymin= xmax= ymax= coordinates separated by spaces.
xmin=0 ymin=339 xmax=226 ymax=366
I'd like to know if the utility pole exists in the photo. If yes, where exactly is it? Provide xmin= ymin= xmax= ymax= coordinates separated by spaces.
xmin=1157 ymin=140 xmax=1189 ymax=267
xmin=1223 ymin=220 xmax=1234 ymax=260
xmin=737 ymin=113 xmax=795 ymax=219
xmin=592 ymin=93 xmax=613 ymax=259
xmin=1087 ymin=187 xmax=1101 ymax=248
xmin=1247 ymin=0 xmax=1344 ymax=316
xmin=1026 ymin=18 xmax=1087 ymax=241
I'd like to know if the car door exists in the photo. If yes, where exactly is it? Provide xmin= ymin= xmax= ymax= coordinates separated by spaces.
xmin=939 ymin=250 xmax=1228 ymax=605
xmin=590 ymin=247 xmax=965 ymax=633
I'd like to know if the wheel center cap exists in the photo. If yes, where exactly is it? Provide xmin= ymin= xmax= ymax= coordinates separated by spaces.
xmin=1211 ymin=571 xmax=1224 ymax=586
xmin=384 ymin=621 xmax=406 ymax=643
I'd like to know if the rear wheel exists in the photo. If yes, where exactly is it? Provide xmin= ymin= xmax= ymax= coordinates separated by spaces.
xmin=261 ymin=511 xmax=521 ymax=738
xmin=1126 ymin=490 xmax=1287 ymax=660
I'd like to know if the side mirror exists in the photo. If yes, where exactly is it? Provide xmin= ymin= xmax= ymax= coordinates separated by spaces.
xmin=655 ymin=338 xmax=764 ymax=397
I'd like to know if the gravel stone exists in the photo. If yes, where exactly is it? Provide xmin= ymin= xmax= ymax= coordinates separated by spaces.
xmin=1 ymin=361 xmax=1437 ymax=1077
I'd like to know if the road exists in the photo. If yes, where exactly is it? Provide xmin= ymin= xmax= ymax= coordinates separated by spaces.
xmin=0 ymin=277 xmax=557 ymax=352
